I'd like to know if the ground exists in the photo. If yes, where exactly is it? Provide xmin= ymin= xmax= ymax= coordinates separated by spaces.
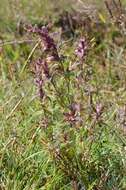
xmin=0 ymin=1 xmax=126 ymax=190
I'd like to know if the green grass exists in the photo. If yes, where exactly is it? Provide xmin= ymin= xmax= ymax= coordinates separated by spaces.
xmin=0 ymin=0 xmax=126 ymax=189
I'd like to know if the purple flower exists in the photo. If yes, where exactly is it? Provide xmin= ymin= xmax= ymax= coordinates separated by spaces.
xmin=35 ymin=77 xmax=45 ymax=100
xmin=26 ymin=24 xmax=61 ymax=100
xmin=39 ymin=86 xmax=45 ymax=100
xmin=75 ymin=38 xmax=88 ymax=59
xmin=46 ymin=55 xmax=57 ymax=63
xmin=70 ymin=102 xmax=80 ymax=115
xmin=34 ymin=59 xmax=46 ymax=101
xmin=95 ymin=103 xmax=104 ymax=120
xmin=35 ymin=58 xmax=50 ymax=79
xmin=35 ymin=78 xmax=43 ymax=86
xmin=64 ymin=112 xmax=77 ymax=124
xmin=41 ymin=60 xmax=50 ymax=79
xmin=64 ymin=102 xmax=82 ymax=125
xmin=26 ymin=25 xmax=60 ymax=61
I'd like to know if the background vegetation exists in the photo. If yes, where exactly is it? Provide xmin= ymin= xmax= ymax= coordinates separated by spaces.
xmin=0 ymin=0 xmax=126 ymax=189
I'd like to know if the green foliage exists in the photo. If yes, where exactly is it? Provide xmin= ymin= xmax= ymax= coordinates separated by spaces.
xmin=0 ymin=0 xmax=126 ymax=189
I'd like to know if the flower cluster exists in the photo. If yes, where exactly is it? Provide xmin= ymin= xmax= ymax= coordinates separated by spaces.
xmin=64 ymin=102 xmax=82 ymax=125
xmin=34 ymin=59 xmax=45 ymax=100
xmin=27 ymin=25 xmax=60 ymax=100
xmin=75 ymin=38 xmax=88 ymax=60
xmin=94 ymin=103 xmax=104 ymax=120
xmin=26 ymin=25 xmax=60 ymax=61
xmin=69 ymin=37 xmax=88 ymax=71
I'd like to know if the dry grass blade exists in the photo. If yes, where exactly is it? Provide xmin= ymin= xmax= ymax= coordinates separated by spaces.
xmin=6 ymin=96 xmax=23 ymax=120
xmin=20 ymin=39 xmax=41 ymax=75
